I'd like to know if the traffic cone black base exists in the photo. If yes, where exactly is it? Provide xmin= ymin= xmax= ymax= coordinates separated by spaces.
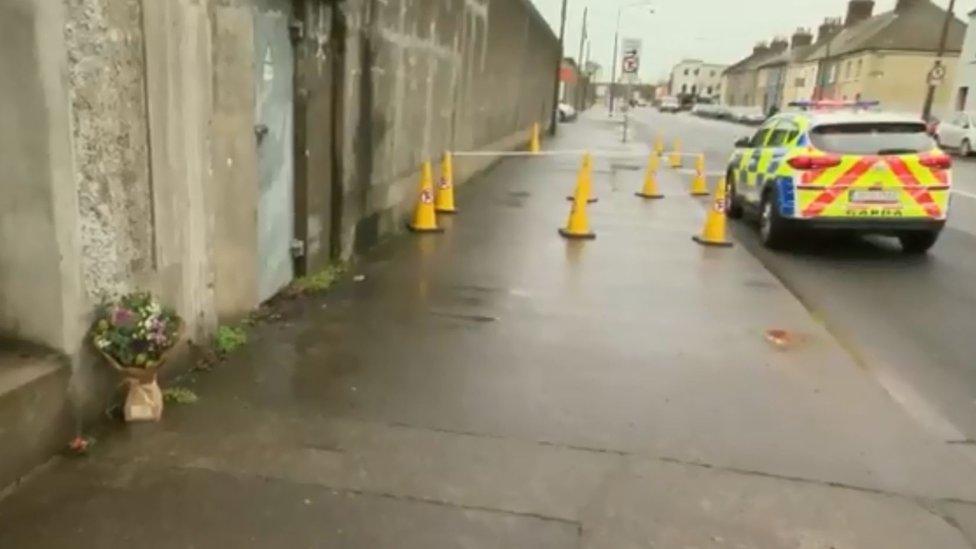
xmin=691 ymin=191 xmax=710 ymax=197
xmin=635 ymin=191 xmax=664 ymax=199
xmin=407 ymin=223 xmax=445 ymax=234
xmin=693 ymin=235 xmax=733 ymax=248
xmin=566 ymin=196 xmax=598 ymax=203
xmin=436 ymin=208 xmax=458 ymax=215
xmin=559 ymin=228 xmax=596 ymax=240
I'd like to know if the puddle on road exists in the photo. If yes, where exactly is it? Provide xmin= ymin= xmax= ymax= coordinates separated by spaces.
xmin=428 ymin=310 xmax=499 ymax=323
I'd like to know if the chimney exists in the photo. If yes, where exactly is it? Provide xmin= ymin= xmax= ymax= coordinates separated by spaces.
xmin=752 ymin=41 xmax=770 ymax=56
xmin=845 ymin=0 xmax=874 ymax=27
xmin=791 ymin=28 xmax=814 ymax=49
xmin=817 ymin=17 xmax=843 ymax=43
xmin=769 ymin=37 xmax=789 ymax=53
xmin=895 ymin=0 xmax=924 ymax=11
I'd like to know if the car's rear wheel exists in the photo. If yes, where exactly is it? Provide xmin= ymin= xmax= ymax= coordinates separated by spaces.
xmin=898 ymin=231 xmax=940 ymax=254
xmin=725 ymin=172 xmax=744 ymax=219
xmin=759 ymin=187 xmax=790 ymax=249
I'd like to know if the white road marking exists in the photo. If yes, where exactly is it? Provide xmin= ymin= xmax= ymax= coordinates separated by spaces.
xmin=953 ymin=189 xmax=976 ymax=200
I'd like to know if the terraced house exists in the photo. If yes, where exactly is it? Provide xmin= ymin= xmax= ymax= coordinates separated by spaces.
xmin=805 ymin=0 xmax=964 ymax=114
xmin=723 ymin=0 xmax=964 ymax=116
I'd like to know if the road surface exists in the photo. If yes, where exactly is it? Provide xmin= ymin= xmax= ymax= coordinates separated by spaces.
xmin=630 ymin=107 xmax=976 ymax=443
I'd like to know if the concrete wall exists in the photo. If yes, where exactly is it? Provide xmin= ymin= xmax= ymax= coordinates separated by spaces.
xmin=0 ymin=0 xmax=85 ymax=354
xmin=332 ymin=0 xmax=559 ymax=256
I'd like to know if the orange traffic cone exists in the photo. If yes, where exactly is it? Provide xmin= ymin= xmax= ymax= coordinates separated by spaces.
xmin=653 ymin=133 xmax=665 ymax=155
xmin=559 ymin=154 xmax=596 ymax=240
xmin=529 ymin=123 xmax=541 ymax=154
xmin=635 ymin=152 xmax=664 ymax=199
xmin=669 ymin=138 xmax=682 ymax=168
xmin=693 ymin=179 xmax=733 ymax=248
xmin=690 ymin=154 xmax=709 ymax=196
xmin=435 ymin=151 xmax=457 ymax=214
xmin=407 ymin=161 xmax=443 ymax=233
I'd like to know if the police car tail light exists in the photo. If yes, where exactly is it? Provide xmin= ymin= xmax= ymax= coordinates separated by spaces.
xmin=787 ymin=155 xmax=842 ymax=170
xmin=919 ymin=153 xmax=952 ymax=170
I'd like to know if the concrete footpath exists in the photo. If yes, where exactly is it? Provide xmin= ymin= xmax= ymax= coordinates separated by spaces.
xmin=3 ymin=111 xmax=976 ymax=548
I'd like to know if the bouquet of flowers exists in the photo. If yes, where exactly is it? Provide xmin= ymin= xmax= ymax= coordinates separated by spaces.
xmin=90 ymin=293 xmax=182 ymax=422
xmin=91 ymin=292 xmax=182 ymax=373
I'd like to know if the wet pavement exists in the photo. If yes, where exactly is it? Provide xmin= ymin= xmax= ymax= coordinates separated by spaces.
xmin=629 ymin=108 xmax=976 ymax=449
xmin=3 ymin=110 xmax=976 ymax=547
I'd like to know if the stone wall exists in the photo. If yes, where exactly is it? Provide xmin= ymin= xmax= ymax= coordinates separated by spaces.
xmin=331 ymin=0 xmax=560 ymax=257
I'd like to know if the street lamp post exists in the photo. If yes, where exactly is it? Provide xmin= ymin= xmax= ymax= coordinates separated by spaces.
xmin=922 ymin=0 xmax=956 ymax=122
xmin=608 ymin=2 xmax=654 ymax=116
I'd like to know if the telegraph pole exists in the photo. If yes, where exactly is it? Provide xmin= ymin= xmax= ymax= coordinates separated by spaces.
xmin=550 ymin=0 xmax=569 ymax=136
xmin=922 ymin=0 xmax=956 ymax=121
xmin=576 ymin=7 xmax=588 ymax=111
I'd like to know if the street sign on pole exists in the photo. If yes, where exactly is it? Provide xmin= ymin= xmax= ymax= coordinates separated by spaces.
xmin=927 ymin=61 xmax=947 ymax=87
xmin=620 ymin=38 xmax=642 ymax=76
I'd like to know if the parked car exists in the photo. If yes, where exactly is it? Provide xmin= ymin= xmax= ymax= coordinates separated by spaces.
xmin=732 ymin=106 xmax=766 ymax=126
xmin=935 ymin=111 xmax=976 ymax=156
xmin=659 ymin=96 xmax=680 ymax=113
xmin=692 ymin=103 xmax=731 ymax=120
xmin=558 ymin=102 xmax=577 ymax=122
xmin=725 ymin=104 xmax=950 ymax=254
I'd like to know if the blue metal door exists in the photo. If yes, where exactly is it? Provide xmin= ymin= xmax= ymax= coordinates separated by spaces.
xmin=253 ymin=10 xmax=295 ymax=302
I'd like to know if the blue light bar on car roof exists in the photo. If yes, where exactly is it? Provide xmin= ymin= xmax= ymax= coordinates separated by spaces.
xmin=787 ymin=100 xmax=881 ymax=110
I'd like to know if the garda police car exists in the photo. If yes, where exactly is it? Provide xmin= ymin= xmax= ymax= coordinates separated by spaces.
xmin=725 ymin=101 xmax=951 ymax=253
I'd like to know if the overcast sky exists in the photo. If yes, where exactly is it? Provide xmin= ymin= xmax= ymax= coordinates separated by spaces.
xmin=529 ymin=0 xmax=975 ymax=82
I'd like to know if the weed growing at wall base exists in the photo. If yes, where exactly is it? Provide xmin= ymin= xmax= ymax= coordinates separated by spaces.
xmin=290 ymin=262 xmax=348 ymax=295
xmin=214 ymin=325 xmax=248 ymax=356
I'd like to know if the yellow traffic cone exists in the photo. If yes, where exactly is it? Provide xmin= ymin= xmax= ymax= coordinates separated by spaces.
xmin=654 ymin=134 xmax=665 ymax=155
xmin=407 ymin=161 xmax=444 ymax=233
xmin=559 ymin=154 xmax=596 ymax=240
xmin=690 ymin=154 xmax=709 ymax=196
xmin=635 ymin=152 xmax=664 ymax=199
xmin=693 ymin=179 xmax=733 ymax=248
xmin=669 ymin=138 xmax=682 ymax=168
xmin=529 ymin=122 xmax=541 ymax=154
xmin=435 ymin=151 xmax=457 ymax=214
xmin=566 ymin=152 xmax=598 ymax=203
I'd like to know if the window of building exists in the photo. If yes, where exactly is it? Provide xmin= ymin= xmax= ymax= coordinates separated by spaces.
xmin=694 ymin=68 xmax=700 ymax=76
xmin=958 ymin=87 xmax=969 ymax=112
xmin=684 ymin=68 xmax=689 ymax=75
xmin=681 ymin=83 xmax=687 ymax=93
xmin=845 ymin=60 xmax=852 ymax=79
xmin=795 ymin=77 xmax=806 ymax=88
xmin=706 ymin=86 xmax=712 ymax=95
xmin=710 ymin=70 xmax=715 ymax=77
xmin=856 ymin=59 xmax=862 ymax=78
xmin=692 ymin=85 xmax=698 ymax=95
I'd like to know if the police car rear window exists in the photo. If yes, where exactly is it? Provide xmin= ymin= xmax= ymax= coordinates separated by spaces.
xmin=810 ymin=123 xmax=933 ymax=155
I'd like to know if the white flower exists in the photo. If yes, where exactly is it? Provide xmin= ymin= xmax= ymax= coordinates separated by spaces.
xmin=95 ymin=338 xmax=111 ymax=349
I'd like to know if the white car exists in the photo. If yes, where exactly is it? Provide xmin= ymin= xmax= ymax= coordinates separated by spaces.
xmin=558 ymin=102 xmax=577 ymax=122
xmin=659 ymin=97 xmax=680 ymax=113
xmin=936 ymin=111 xmax=976 ymax=156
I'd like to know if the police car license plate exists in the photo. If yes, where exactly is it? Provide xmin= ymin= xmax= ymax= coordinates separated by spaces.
xmin=850 ymin=190 xmax=899 ymax=204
